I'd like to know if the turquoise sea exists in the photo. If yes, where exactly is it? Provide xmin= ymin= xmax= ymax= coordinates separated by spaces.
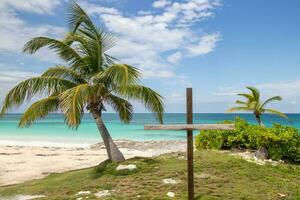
xmin=0 ymin=113 xmax=298 ymax=146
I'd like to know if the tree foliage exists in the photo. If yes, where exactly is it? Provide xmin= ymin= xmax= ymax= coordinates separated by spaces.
xmin=227 ymin=86 xmax=287 ymax=125
xmin=0 ymin=3 xmax=164 ymax=129
xmin=195 ymin=117 xmax=300 ymax=163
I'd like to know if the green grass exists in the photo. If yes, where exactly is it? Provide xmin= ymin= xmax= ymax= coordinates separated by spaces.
xmin=0 ymin=150 xmax=299 ymax=200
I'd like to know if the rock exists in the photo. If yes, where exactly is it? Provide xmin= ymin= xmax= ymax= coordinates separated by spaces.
xmin=229 ymin=150 xmax=280 ymax=165
xmin=116 ymin=164 xmax=136 ymax=171
xmin=278 ymin=193 xmax=287 ymax=198
xmin=167 ymin=192 xmax=175 ymax=198
xmin=255 ymin=147 xmax=268 ymax=160
xmin=162 ymin=178 xmax=178 ymax=184
xmin=94 ymin=190 xmax=111 ymax=197
xmin=76 ymin=191 xmax=91 ymax=195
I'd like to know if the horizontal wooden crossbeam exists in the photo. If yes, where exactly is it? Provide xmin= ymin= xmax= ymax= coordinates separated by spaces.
xmin=144 ymin=124 xmax=234 ymax=131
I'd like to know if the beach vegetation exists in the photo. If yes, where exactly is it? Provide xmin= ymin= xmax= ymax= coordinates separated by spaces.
xmin=195 ymin=117 xmax=300 ymax=163
xmin=0 ymin=3 xmax=164 ymax=162
xmin=227 ymin=86 xmax=288 ymax=126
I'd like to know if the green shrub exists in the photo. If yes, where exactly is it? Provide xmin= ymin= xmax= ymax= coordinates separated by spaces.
xmin=195 ymin=117 xmax=300 ymax=163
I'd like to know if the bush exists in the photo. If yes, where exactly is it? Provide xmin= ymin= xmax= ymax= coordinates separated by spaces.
xmin=195 ymin=117 xmax=300 ymax=163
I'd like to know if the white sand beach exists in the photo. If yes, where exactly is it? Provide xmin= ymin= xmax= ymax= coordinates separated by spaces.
xmin=0 ymin=140 xmax=186 ymax=186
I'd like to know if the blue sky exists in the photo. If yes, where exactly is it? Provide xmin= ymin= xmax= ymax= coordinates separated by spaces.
xmin=1 ymin=0 xmax=300 ymax=113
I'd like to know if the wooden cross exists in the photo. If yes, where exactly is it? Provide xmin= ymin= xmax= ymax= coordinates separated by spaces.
xmin=144 ymin=88 xmax=234 ymax=200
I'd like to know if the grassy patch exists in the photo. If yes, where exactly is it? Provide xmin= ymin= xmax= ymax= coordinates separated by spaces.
xmin=0 ymin=150 xmax=299 ymax=199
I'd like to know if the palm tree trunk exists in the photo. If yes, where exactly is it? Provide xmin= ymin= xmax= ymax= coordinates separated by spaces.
xmin=91 ymin=111 xmax=125 ymax=162
xmin=255 ymin=114 xmax=264 ymax=126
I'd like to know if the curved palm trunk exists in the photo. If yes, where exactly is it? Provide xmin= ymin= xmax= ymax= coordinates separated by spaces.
xmin=91 ymin=111 xmax=125 ymax=162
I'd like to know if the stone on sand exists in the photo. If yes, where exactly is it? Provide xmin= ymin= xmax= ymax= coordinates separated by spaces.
xmin=167 ymin=192 xmax=175 ymax=198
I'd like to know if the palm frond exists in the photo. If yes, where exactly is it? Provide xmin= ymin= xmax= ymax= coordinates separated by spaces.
xmin=84 ymin=30 xmax=116 ymax=72
xmin=246 ymin=86 xmax=260 ymax=101
xmin=93 ymin=64 xmax=141 ymax=88
xmin=235 ymin=100 xmax=247 ymax=105
xmin=59 ymin=84 xmax=92 ymax=128
xmin=23 ymin=37 xmax=82 ymax=66
xmin=118 ymin=85 xmax=164 ymax=123
xmin=70 ymin=56 xmax=93 ymax=75
xmin=67 ymin=3 xmax=97 ymax=35
xmin=261 ymin=96 xmax=282 ymax=108
xmin=63 ymin=32 xmax=91 ymax=55
xmin=68 ymin=3 xmax=117 ymax=73
xmin=248 ymin=100 xmax=259 ymax=109
xmin=105 ymin=94 xmax=133 ymax=123
xmin=0 ymin=77 xmax=76 ymax=116
xmin=237 ymin=93 xmax=254 ymax=101
xmin=103 ymin=53 xmax=117 ymax=67
xmin=99 ymin=31 xmax=116 ymax=52
xmin=42 ymin=66 xmax=86 ymax=84
xmin=227 ymin=106 xmax=250 ymax=112
xmin=263 ymin=108 xmax=288 ymax=119
xmin=19 ymin=96 xmax=59 ymax=127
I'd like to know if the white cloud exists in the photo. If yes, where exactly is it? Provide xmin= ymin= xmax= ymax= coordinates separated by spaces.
xmin=137 ymin=10 xmax=152 ymax=15
xmin=153 ymin=0 xmax=172 ymax=8
xmin=167 ymin=52 xmax=182 ymax=64
xmin=187 ymin=33 xmax=221 ymax=56
xmin=258 ymin=80 xmax=300 ymax=98
xmin=0 ymin=0 xmax=65 ymax=62
xmin=0 ymin=71 xmax=38 ymax=82
xmin=0 ymin=11 xmax=64 ymax=52
xmin=161 ymin=0 xmax=221 ymax=26
xmin=0 ymin=0 xmax=61 ymax=14
xmin=80 ymin=0 xmax=221 ymax=79
xmin=78 ymin=1 xmax=120 ymax=15
xmin=215 ymin=80 xmax=300 ymax=99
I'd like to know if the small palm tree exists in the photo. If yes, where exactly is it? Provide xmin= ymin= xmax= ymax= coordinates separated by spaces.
xmin=227 ymin=86 xmax=288 ymax=126
xmin=0 ymin=3 xmax=164 ymax=162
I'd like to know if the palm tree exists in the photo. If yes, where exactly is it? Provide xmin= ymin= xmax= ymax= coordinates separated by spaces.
xmin=227 ymin=86 xmax=287 ymax=126
xmin=0 ymin=3 xmax=164 ymax=162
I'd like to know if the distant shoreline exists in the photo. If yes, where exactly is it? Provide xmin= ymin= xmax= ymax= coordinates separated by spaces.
xmin=0 ymin=138 xmax=186 ymax=148
xmin=0 ymin=139 xmax=95 ymax=148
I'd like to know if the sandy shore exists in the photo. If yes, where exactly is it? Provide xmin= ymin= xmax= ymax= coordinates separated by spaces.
xmin=0 ymin=140 xmax=186 ymax=186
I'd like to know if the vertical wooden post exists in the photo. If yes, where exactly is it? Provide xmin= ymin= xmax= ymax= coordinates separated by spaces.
xmin=186 ymin=88 xmax=194 ymax=200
